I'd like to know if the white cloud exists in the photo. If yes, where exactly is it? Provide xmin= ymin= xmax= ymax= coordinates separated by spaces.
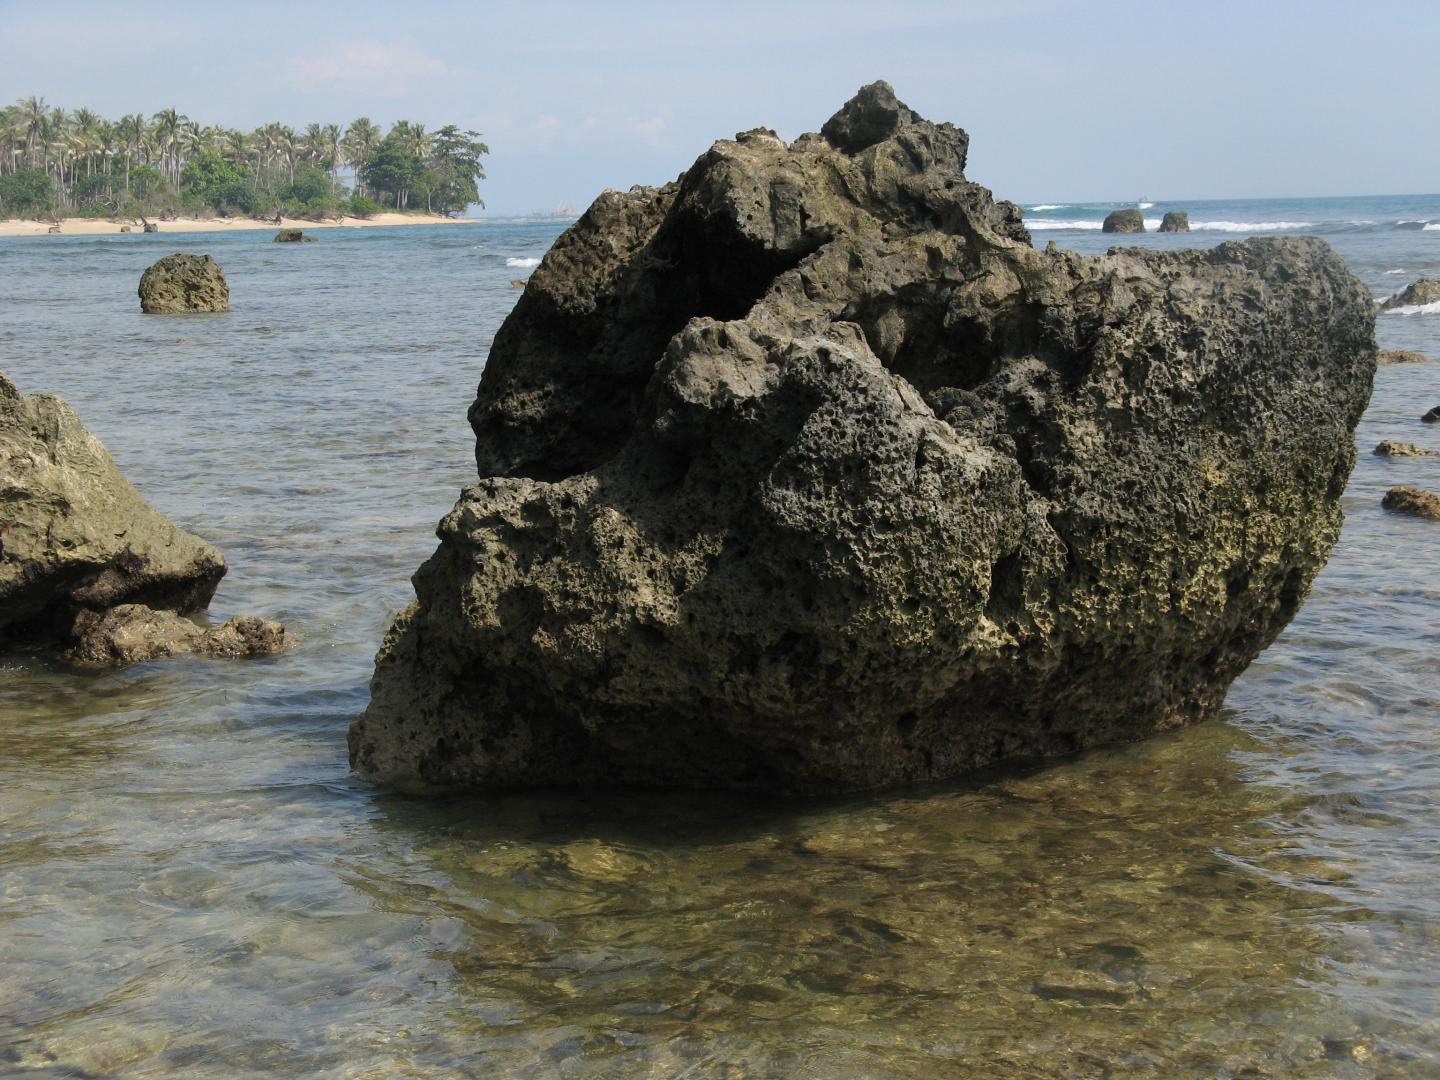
xmin=281 ymin=38 xmax=448 ymax=98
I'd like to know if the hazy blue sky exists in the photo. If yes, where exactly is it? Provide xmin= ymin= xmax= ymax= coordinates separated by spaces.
xmin=3 ymin=0 xmax=1432 ymax=215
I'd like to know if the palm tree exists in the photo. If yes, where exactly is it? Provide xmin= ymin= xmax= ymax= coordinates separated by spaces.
xmin=118 ymin=112 xmax=146 ymax=194
xmin=150 ymin=107 xmax=185 ymax=181
xmin=275 ymin=124 xmax=297 ymax=184
xmin=19 ymin=96 xmax=47 ymax=168
xmin=342 ymin=117 xmax=380 ymax=198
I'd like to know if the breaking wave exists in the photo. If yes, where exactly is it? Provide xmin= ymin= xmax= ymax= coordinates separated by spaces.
xmin=1381 ymin=301 xmax=1440 ymax=316
xmin=506 ymin=257 xmax=541 ymax=268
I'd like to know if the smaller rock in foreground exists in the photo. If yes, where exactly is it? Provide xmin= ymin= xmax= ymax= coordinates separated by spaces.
xmin=1158 ymin=212 xmax=1190 ymax=232
xmin=1102 ymin=209 xmax=1145 ymax=233
xmin=1378 ymin=350 xmax=1429 ymax=365
xmin=274 ymin=229 xmax=316 ymax=243
xmin=1374 ymin=440 xmax=1437 ymax=457
xmin=66 ymin=604 xmax=292 ymax=668
xmin=1380 ymin=279 xmax=1440 ymax=311
xmin=138 ymin=253 xmax=229 ymax=313
xmin=1382 ymin=486 xmax=1440 ymax=520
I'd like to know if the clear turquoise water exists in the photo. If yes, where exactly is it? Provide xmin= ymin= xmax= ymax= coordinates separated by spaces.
xmin=1 ymin=200 xmax=1439 ymax=1077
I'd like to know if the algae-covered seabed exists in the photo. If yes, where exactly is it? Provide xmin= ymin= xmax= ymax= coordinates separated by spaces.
xmin=1 ymin=221 xmax=1438 ymax=1077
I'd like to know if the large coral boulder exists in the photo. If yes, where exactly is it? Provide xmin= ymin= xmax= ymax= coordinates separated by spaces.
xmin=138 ymin=253 xmax=229 ymax=313
xmin=351 ymin=82 xmax=1377 ymax=794
xmin=1102 ymin=208 xmax=1145 ymax=233
xmin=1158 ymin=211 xmax=1190 ymax=233
xmin=1 ymin=371 xmax=226 ymax=646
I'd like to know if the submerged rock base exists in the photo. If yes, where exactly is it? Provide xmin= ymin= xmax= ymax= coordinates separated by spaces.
xmin=67 ymin=605 xmax=291 ymax=668
xmin=351 ymin=83 xmax=1376 ymax=794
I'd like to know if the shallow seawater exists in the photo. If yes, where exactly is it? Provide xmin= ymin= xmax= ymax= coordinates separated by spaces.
xmin=2 ymin=207 xmax=1440 ymax=1077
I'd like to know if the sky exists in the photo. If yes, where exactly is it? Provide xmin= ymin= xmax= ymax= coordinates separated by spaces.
xmin=2 ymin=0 xmax=1434 ymax=216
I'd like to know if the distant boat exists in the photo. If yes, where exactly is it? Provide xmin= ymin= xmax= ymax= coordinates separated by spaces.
xmin=1138 ymin=198 xmax=1155 ymax=209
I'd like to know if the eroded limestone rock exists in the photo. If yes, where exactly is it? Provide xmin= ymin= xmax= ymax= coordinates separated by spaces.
xmin=351 ymin=82 xmax=1377 ymax=793
xmin=1102 ymin=209 xmax=1145 ymax=233
xmin=1373 ymin=440 xmax=1436 ymax=457
xmin=1382 ymin=486 xmax=1440 ymax=519
xmin=1 ymin=372 xmax=226 ymax=645
xmin=138 ymin=253 xmax=228 ymax=313
xmin=66 ymin=604 xmax=291 ymax=668
xmin=1158 ymin=212 xmax=1190 ymax=233
xmin=1380 ymin=279 xmax=1440 ymax=311
xmin=1378 ymin=350 xmax=1429 ymax=365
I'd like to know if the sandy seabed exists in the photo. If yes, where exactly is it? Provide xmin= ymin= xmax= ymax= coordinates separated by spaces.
xmin=0 ymin=213 xmax=476 ymax=238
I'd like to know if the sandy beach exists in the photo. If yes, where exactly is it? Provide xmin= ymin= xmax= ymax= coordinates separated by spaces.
xmin=0 ymin=212 xmax=476 ymax=238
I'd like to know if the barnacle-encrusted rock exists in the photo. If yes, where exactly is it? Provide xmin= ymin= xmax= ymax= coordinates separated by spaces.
xmin=351 ymin=82 xmax=1377 ymax=793
xmin=138 ymin=252 xmax=229 ymax=313
xmin=0 ymin=371 xmax=226 ymax=645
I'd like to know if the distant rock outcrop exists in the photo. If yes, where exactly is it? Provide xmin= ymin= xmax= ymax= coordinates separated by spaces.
xmin=1382 ymin=486 xmax=1440 ymax=519
xmin=1374 ymin=440 xmax=1437 ymax=457
xmin=1102 ymin=209 xmax=1145 ymax=233
xmin=1423 ymin=406 xmax=1440 ymax=423
xmin=138 ymin=253 xmax=229 ymax=313
xmin=1378 ymin=350 xmax=1429 ymax=364
xmin=1380 ymin=279 xmax=1440 ymax=311
xmin=1158 ymin=212 xmax=1190 ymax=233
xmin=274 ymin=229 xmax=316 ymax=243
xmin=351 ymin=81 xmax=1376 ymax=794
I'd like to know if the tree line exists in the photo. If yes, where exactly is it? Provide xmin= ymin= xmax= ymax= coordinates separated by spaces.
xmin=0 ymin=97 xmax=488 ymax=220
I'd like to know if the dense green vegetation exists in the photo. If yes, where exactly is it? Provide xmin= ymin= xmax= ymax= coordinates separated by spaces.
xmin=0 ymin=98 xmax=488 ymax=220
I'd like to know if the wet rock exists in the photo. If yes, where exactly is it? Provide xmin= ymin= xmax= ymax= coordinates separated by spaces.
xmin=66 ymin=604 xmax=291 ymax=668
xmin=1102 ymin=208 xmax=1145 ymax=233
xmin=1373 ymin=440 xmax=1437 ymax=457
xmin=1423 ymin=406 xmax=1440 ymax=423
xmin=138 ymin=253 xmax=228 ymax=313
xmin=351 ymin=81 xmax=1376 ymax=794
xmin=274 ymin=229 xmax=316 ymax=243
xmin=1382 ymin=486 xmax=1440 ymax=519
xmin=1158 ymin=212 xmax=1190 ymax=233
xmin=510 ymin=279 xmax=526 ymax=288
xmin=1379 ymin=278 xmax=1440 ymax=311
xmin=1377 ymin=350 xmax=1429 ymax=364
xmin=0 ymin=371 xmax=227 ymax=647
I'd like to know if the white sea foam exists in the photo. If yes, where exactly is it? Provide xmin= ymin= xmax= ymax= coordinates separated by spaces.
xmin=1025 ymin=219 xmax=1104 ymax=230
xmin=1385 ymin=268 xmax=1408 ymax=274
xmin=1028 ymin=204 xmax=1068 ymax=211
xmin=506 ymin=256 xmax=541 ymax=268
xmin=1381 ymin=301 xmax=1440 ymax=316
xmin=1138 ymin=201 xmax=1155 ymax=209
xmin=1424 ymin=223 xmax=1440 ymax=231
xmin=1186 ymin=220 xmax=1315 ymax=232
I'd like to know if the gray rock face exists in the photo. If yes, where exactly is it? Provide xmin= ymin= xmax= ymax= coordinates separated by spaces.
xmin=1158 ymin=212 xmax=1190 ymax=233
xmin=138 ymin=253 xmax=228 ymax=313
xmin=1 ymin=372 xmax=226 ymax=646
xmin=1102 ymin=209 xmax=1145 ymax=233
xmin=1380 ymin=278 xmax=1440 ymax=311
xmin=66 ymin=604 xmax=291 ymax=668
xmin=1382 ymin=486 xmax=1440 ymax=519
xmin=351 ymin=82 xmax=1377 ymax=794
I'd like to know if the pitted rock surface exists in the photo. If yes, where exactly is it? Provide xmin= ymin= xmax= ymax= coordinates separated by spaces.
xmin=138 ymin=253 xmax=229 ymax=313
xmin=351 ymin=82 xmax=1377 ymax=793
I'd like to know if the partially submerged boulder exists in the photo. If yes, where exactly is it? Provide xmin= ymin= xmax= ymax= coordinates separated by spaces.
xmin=1382 ymin=486 xmax=1440 ymax=519
xmin=1 ymin=371 xmax=225 ymax=644
xmin=351 ymin=82 xmax=1376 ymax=794
xmin=1374 ymin=440 xmax=1437 ymax=457
xmin=1158 ymin=212 xmax=1190 ymax=233
xmin=274 ymin=229 xmax=316 ymax=243
xmin=1423 ymin=406 xmax=1440 ymax=423
xmin=1380 ymin=278 xmax=1440 ymax=311
xmin=1102 ymin=208 xmax=1145 ymax=233
xmin=1 ymin=371 xmax=287 ymax=667
xmin=138 ymin=253 xmax=228 ymax=313
xmin=1378 ymin=350 xmax=1429 ymax=365
xmin=66 ymin=605 xmax=291 ymax=668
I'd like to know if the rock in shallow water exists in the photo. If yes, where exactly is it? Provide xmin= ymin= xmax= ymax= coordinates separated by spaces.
xmin=66 ymin=604 xmax=291 ymax=667
xmin=1158 ymin=212 xmax=1190 ymax=233
xmin=1102 ymin=209 xmax=1145 ymax=233
xmin=351 ymin=81 xmax=1376 ymax=794
xmin=1 ymin=371 xmax=226 ymax=645
xmin=1381 ymin=486 xmax=1440 ymax=520
xmin=1379 ymin=279 xmax=1440 ymax=311
xmin=138 ymin=253 xmax=228 ymax=313
xmin=1377 ymin=350 xmax=1429 ymax=365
